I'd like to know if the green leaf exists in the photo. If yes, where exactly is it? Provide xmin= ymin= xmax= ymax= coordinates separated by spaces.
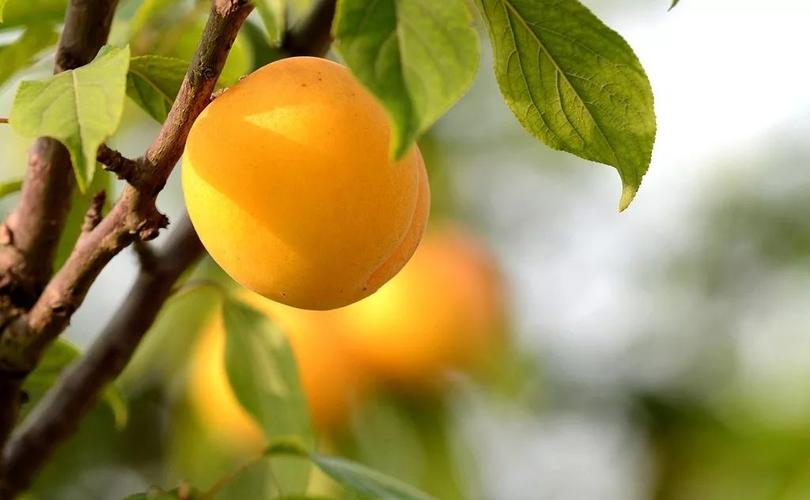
xmin=669 ymin=0 xmax=680 ymax=9
xmin=255 ymin=0 xmax=286 ymax=46
xmin=474 ymin=0 xmax=656 ymax=210
xmin=0 ymin=24 xmax=59 ymax=89
xmin=0 ymin=178 xmax=23 ymax=199
xmin=263 ymin=441 xmax=434 ymax=500
xmin=128 ymin=0 xmax=179 ymax=40
xmin=22 ymin=338 xmax=129 ymax=429
xmin=126 ymin=55 xmax=187 ymax=123
xmin=151 ymin=17 xmax=251 ymax=86
xmin=334 ymin=0 xmax=480 ymax=159
xmin=0 ymin=0 xmax=7 ymax=22
xmin=310 ymin=454 xmax=435 ymax=500
xmin=222 ymin=297 xmax=314 ymax=496
xmin=9 ymin=45 xmax=130 ymax=191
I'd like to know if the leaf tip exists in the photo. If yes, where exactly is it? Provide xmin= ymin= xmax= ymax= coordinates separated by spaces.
xmin=618 ymin=183 xmax=638 ymax=212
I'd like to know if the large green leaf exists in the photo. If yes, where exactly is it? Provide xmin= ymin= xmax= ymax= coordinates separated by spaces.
xmin=23 ymin=338 xmax=128 ymax=429
xmin=126 ymin=55 xmax=187 ymax=123
xmin=222 ymin=297 xmax=314 ymax=496
xmin=334 ymin=0 xmax=480 ymax=159
xmin=255 ymin=0 xmax=285 ymax=46
xmin=9 ymin=45 xmax=130 ymax=191
xmin=475 ymin=0 xmax=656 ymax=210
xmin=0 ymin=24 xmax=59 ymax=89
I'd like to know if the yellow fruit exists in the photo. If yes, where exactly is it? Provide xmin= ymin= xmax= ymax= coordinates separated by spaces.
xmin=182 ymin=57 xmax=430 ymax=310
xmin=188 ymin=293 xmax=366 ymax=449
xmin=337 ymin=227 xmax=506 ymax=384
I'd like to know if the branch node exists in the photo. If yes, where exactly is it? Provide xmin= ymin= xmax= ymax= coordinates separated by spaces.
xmin=215 ymin=0 xmax=249 ymax=17
xmin=96 ymin=145 xmax=139 ymax=184
xmin=136 ymin=212 xmax=169 ymax=241
xmin=81 ymin=191 xmax=107 ymax=233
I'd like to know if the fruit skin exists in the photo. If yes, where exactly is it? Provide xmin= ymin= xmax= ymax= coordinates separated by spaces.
xmin=337 ymin=227 xmax=506 ymax=385
xmin=182 ymin=56 xmax=430 ymax=310
xmin=187 ymin=293 xmax=366 ymax=448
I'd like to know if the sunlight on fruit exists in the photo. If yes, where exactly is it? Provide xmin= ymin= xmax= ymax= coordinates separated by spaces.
xmin=182 ymin=56 xmax=430 ymax=310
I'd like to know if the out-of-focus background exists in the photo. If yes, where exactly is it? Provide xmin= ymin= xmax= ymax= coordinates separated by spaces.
xmin=4 ymin=0 xmax=810 ymax=499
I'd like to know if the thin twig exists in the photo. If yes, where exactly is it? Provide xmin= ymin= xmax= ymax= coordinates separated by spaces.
xmin=96 ymin=145 xmax=140 ymax=184
xmin=0 ymin=118 xmax=7 ymax=124
xmin=80 ymin=191 xmax=107 ymax=234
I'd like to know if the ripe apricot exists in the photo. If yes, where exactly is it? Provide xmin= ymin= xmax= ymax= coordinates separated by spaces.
xmin=188 ymin=293 xmax=366 ymax=447
xmin=337 ymin=227 xmax=506 ymax=384
xmin=182 ymin=57 xmax=430 ymax=310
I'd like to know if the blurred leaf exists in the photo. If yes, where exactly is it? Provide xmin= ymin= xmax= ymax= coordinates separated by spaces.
xmin=670 ymin=0 xmax=680 ymax=9
xmin=128 ymin=0 xmax=179 ymax=40
xmin=334 ymin=0 xmax=479 ymax=159
xmin=0 ymin=24 xmax=59 ymax=88
xmin=277 ymin=497 xmax=336 ymax=500
xmin=242 ymin=18 xmax=285 ymax=69
xmin=475 ymin=0 xmax=656 ymax=211
xmin=310 ymin=454 xmax=435 ymax=500
xmin=126 ymin=55 xmax=187 ymax=123
xmin=0 ymin=0 xmax=7 ymax=22
xmin=124 ymin=485 xmax=201 ymax=500
xmin=265 ymin=441 xmax=434 ymax=500
xmin=255 ymin=0 xmax=285 ymax=46
xmin=150 ymin=17 xmax=251 ymax=85
xmin=22 ymin=339 xmax=129 ymax=429
xmin=0 ymin=178 xmax=23 ymax=199
xmin=222 ymin=297 xmax=314 ymax=495
xmin=0 ymin=0 xmax=65 ymax=28
xmin=10 ymin=45 xmax=130 ymax=191
xmin=288 ymin=0 xmax=314 ymax=23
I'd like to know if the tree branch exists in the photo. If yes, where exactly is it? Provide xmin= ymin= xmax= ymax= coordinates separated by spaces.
xmin=0 ymin=0 xmax=254 ymax=376
xmin=0 ymin=0 xmax=120 ymax=462
xmin=96 ymin=145 xmax=140 ymax=184
xmin=0 ymin=216 xmax=203 ymax=497
xmin=0 ymin=0 xmax=120 ymax=310
xmin=0 ymin=1 xmax=338 ymax=495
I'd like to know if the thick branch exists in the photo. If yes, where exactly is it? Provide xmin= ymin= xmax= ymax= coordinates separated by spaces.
xmin=0 ymin=0 xmax=119 ymax=309
xmin=0 ymin=216 xmax=203 ymax=497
